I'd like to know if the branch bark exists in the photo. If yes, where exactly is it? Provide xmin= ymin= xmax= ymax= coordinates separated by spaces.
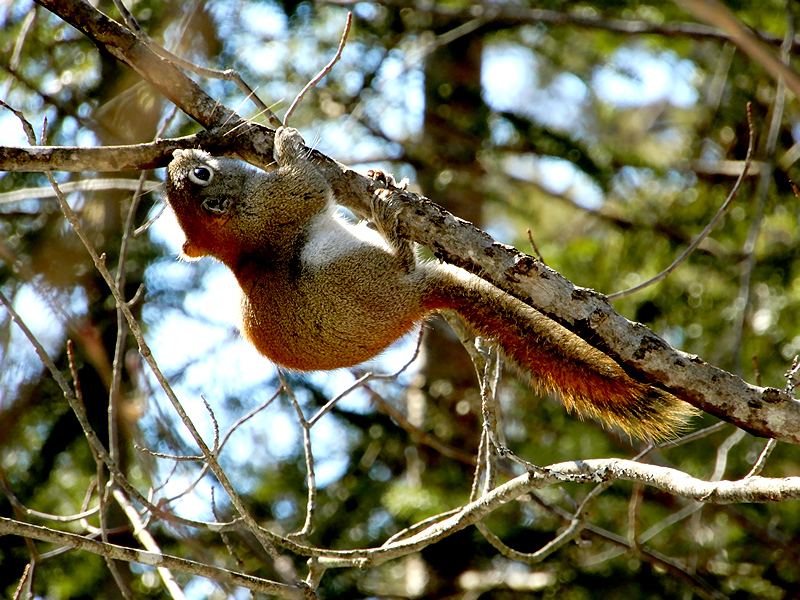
xmin=0 ymin=134 xmax=208 ymax=172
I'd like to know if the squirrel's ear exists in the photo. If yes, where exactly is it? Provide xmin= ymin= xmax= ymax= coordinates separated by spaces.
xmin=180 ymin=240 xmax=204 ymax=260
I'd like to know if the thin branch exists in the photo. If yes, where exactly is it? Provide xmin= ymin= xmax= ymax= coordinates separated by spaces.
xmin=745 ymin=438 xmax=777 ymax=478
xmin=549 ymin=458 xmax=800 ymax=503
xmin=0 ymin=486 xmax=100 ymax=523
xmin=112 ymin=488 xmax=187 ymax=600
xmin=11 ymin=563 xmax=33 ymax=600
xmin=475 ymin=478 xmax=614 ymax=565
xmin=283 ymin=12 xmax=352 ymax=126
xmin=280 ymin=373 xmax=318 ymax=541
xmin=608 ymin=104 xmax=756 ymax=299
xmin=312 ymin=457 xmax=800 ymax=570
xmin=0 ymin=135 xmax=211 ymax=172
xmin=636 ymin=421 xmax=728 ymax=460
xmin=10 ymin=8 xmax=36 ymax=71
xmin=66 ymin=339 xmax=133 ymax=599
xmin=111 ymin=0 xmax=281 ymax=127
xmin=365 ymin=386 xmax=479 ymax=467
xmin=563 ymin=509 xmax=728 ymax=600
xmin=0 ymin=179 xmax=162 ymax=204
xmin=307 ymin=326 xmax=423 ymax=427
xmin=324 ymin=0 xmax=799 ymax=49
xmin=109 ymin=111 xmax=174 ymax=469
xmin=478 ymin=344 xmax=503 ymax=496
xmin=0 ymin=295 xmax=254 ymax=541
xmin=628 ymin=484 xmax=643 ymax=550
xmin=729 ymin=9 xmax=793 ymax=374
xmin=139 ymin=388 xmax=282 ymax=509
xmin=710 ymin=428 xmax=747 ymax=482
xmin=0 ymin=517 xmax=307 ymax=599
xmin=526 ymin=229 xmax=546 ymax=265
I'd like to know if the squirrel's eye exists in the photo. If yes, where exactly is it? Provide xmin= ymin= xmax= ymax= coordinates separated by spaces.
xmin=189 ymin=166 xmax=214 ymax=186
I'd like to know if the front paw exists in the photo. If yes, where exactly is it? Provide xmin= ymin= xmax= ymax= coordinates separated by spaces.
xmin=274 ymin=126 xmax=307 ymax=164
xmin=370 ymin=189 xmax=416 ymax=272
xmin=368 ymin=169 xmax=408 ymax=191
xmin=370 ymin=189 xmax=403 ymax=236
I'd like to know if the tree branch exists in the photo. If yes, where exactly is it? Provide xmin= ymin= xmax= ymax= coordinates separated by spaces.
xmin=19 ymin=0 xmax=800 ymax=443
xmin=0 ymin=517 xmax=307 ymax=599
xmin=340 ymin=182 xmax=800 ymax=443
xmin=0 ymin=135 xmax=207 ymax=172
xmin=312 ymin=457 xmax=800 ymax=569
xmin=32 ymin=0 xmax=276 ymax=167
xmin=674 ymin=0 xmax=800 ymax=99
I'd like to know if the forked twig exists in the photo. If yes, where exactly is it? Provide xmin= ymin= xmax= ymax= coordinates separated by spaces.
xmin=111 ymin=0 xmax=281 ymax=127
xmin=307 ymin=324 xmax=423 ymax=426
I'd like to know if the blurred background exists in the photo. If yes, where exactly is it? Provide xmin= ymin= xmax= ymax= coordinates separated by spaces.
xmin=2 ymin=0 xmax=800 ymax=598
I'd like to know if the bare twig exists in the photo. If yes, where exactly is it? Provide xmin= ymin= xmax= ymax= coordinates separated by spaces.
xmin=66 ymin=339 xmax=134 ymax=600
xmin=745 ymin=438 xmax=777 ymax=478
xmin=365 ymin=386 xmax=479 ymax=466
xmin=476 ymin=478 xmax=614 ymax=564
xmin=785 ymin=355 xmax=800 ymax=393
xmin=0 ymin=484 xmax=100 ymax=523
xmin=11 ymin=563 xmax=33 ymax=600
xmin=477 ymin=344 xmax=503 ymax=497
xmin=109 ymin=110 xmax=175 ymax=472
xmin=137 ymin=387 xmax=282 ymax=510
xmin=324 ymin=0 xmax=799 ymax=49
xmin=729 ymin=11 xmax=794 ymax=374
xmin=113 ymin=488 xmax=187 ymax=600
xmin=0 ymin=179 xmax=161 ymax=204
xmin=0 ymin=517 xmax=307 ymax=599
xmin=283 ymin=12 xmax=352 ymax=126
xmin=635 ymin=422 xmax=729 ymax=460
xmin=111 ymin=0 xmax=281 ymax=126
xmin=10 ymin=8 xmax=36 ymax=71
xmin=307 ymin=326 xmax=423 ymax=426
xmin=526 ymin=229 xmax=546 ymax=265
xmin=0 ymin=285 xmax=251 ymax=537
xmin=280 ymin=373 xmax=318 ymax=541
xmin=627 ymin=483 xmax=643 ymax=549
xmin=710 ymin=428 xmax=747 ymax=482
xmin=608 ymin=104 xmax=756 ymax=299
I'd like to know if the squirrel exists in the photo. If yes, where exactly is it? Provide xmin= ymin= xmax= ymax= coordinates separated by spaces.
xmin=165 ymin=126 xmax=696 ymax=440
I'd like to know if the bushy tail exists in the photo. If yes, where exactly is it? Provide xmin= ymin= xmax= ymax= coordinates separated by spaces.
xmin=425 ymin=265 xmax=696 ymax=440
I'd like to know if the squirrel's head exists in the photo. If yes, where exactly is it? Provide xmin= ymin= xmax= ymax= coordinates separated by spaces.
xmin=166 ymin=149 xmax=255 ymax=264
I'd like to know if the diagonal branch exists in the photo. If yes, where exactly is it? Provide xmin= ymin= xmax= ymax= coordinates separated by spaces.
xmin=32 ymin=0 xmax=275 ymax=167
xmin=22 ymin=0 xmax=800 ymax=443
xmin=0 ymin=517 xmax=307 ymax=599
xmin=674 ymin=0 xmax=800 ymax=99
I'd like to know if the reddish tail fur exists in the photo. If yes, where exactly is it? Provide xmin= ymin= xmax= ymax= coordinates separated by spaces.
xmin=426 ymin=267 xmax=696 ymax=440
